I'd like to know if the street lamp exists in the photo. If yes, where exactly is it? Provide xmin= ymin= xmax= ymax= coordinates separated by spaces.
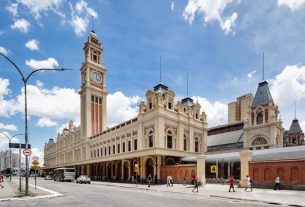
xmin=0 ymin=132 xmax=23 ymax=182
xmin=0 ymin=52 xmax=72 ymax=195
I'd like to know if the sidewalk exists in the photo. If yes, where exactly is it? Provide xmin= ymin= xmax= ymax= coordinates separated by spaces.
xmin=0 ymin=177 xmax=56 ymax=201
xmin=92 ymin=181 xmax=305 ymax=207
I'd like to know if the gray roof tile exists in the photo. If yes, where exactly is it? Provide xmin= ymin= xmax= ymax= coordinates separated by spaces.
xmin=252 ymin=80 xmax=273 ymax=107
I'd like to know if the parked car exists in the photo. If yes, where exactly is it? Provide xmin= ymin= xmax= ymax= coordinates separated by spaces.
xmin=76 ymin=175 xmax=91 ymax=184
xmin=44 ymin=175 xmax=52 ymax=180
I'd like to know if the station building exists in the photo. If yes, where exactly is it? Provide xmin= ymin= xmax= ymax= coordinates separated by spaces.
xmin=44 ymin=31 xmax=208 ymax=183
xmin=44 ymin=31 xmax=305 ymax=187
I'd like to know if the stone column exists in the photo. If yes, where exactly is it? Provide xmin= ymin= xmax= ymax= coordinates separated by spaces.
xmin=197 ymin=155 xmax=206 ymax=185
xmin=239 ymin=150 xmax=252 ymax=187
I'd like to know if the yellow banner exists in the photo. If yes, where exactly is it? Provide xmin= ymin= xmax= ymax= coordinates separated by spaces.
xmin=210 ymin=165 xmax=217 ymax=173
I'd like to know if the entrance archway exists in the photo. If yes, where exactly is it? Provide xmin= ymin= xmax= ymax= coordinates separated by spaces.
xmin=145 ymin=158 xmax=155 ymax=178
xmin=107 ymin=164 xmax=111 ymax=179
xmin=123 ymin=162 xmax=129 ymax=180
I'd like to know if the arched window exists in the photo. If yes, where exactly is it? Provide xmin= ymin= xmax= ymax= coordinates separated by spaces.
xmin=194 ymin=138 xmax=199 ymax=152
xmin=256 ymin=112 xmax=263 ymax=124
xmin=148 ymin=130 xmax=154 ymax=148
xmin=292 ymin=136 xmax=297 ymax=144
xmin=252 ymin=137 xmax=267 ymax=146
xmin=167 ymin=131 xmax=173 ymax=149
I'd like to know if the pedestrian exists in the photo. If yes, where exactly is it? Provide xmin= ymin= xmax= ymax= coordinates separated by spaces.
xmin=147 ymin=174 xmax=152 ymax=188
xmin=170 ymin=175 xmax=174 ymax=186
xmin=229 ymin=176 xmax=235 ymax=192
xmin=131 ymin=174 xmax=135 ymax=183
xmin=0 ymin=173 xmax=4 ymax=188
xmin=274 ymin=176 xmax=281 ymax=190
xmin=183 ymin=176 xmax=187 ymax=186
xmin=192 ymin=177 xmax=198 ymax=192
xmin=244 ymin=175 xmax=253 ymax=192
xmin=166 ymin=175 xmax=171 ymax=187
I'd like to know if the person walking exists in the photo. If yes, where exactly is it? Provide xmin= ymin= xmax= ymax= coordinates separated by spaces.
xmin=192 ymin=177 xmax=198 ymax=192
xmin=229 ymin=176 xmax=235 ymax=192
xmin=183 ymin=176 xmax=187 ymax=186
xmin=245 ymin=175 xmax=253 ymax=192
xmin=274 ymin=176 xmax=281 ymax=190
xmin=170 ymin=175 xmax=174 ymax=187
xmin=166 ymin=175 xmax=171 ymax=187
xmin=0 ymin=173 xmax=4 ymax=188
xmin=147 ymin=174 xmax=152 ymax=188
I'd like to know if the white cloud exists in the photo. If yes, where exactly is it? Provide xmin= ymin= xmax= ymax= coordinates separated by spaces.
xmin=69 ymin=0 xmax=98 ymax=37
xmin=301 ymin=121 xmax=305 ymax=131
xmin=107 ymin=91 xmax=141 ymax=127
xmin=15 ymin=84 xmax=80 ymax=121
xmin=220 ymin=12 xmax=237 ymax=34
xmin=36 ymin=117 xmax=57 ymax=127
xmin=278 ymin=0 xmax=305 ymax=11
xmin=6 ymin=3 xmax=18 ymax=17
xmin=11 ymin=18 xmax=30 ymax=33
xmin=17 ymin=0 xmax=63 ymax=19
xmin=193 ymin=96 xmax=227 ymax=127
xmin=0 ymin=46 xmax=10 ymax=56
xmin=271 ymin=65 xmax=305 ymax=107
xmin=0 ymin=123 xmax=18 ymax=131
xmin=247 ymin=70 xmax=256 ymax=79
xmin=70 ymin=15 xmax=88 ymax=37
xmin=36 ymin=80 xmax=44 ymax=88
xmin=25 ymin=39 xmax=40 ymax=51
xmin=25 ymin=57 xmax=59 ymax=70
xmin=0 ymin=132 xmax=20 ymax=151
xmin=183 ymin=0 xmax=238 ymax=34
xmin=171 ymin=1 xmax=175 ymax=11
xmin=0 ymin=77 xmax=16 ymax=117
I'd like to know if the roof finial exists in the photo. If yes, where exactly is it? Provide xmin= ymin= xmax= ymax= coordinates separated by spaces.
xmin=263 ymin=52 xmax=265 ymax=81
xmin=295 ymin=101 xmax=297 ymax=119
xmin=91 ymin=15 xmax=95 ymax=33
xmin=159 ymin=55 xmax=162 ymax=83
xmin=187 ymin=72 xmax=189 ymax=96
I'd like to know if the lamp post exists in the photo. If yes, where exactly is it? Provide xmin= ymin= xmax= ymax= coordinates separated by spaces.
xmin=0 ymin=132 xmax=23 ymax=182
xmin=0 ymin=52 xmax=71 ymax=195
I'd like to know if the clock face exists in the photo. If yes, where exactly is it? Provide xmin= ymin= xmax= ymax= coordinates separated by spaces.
xmin=90 ymin=71 xmax=102 ymax=84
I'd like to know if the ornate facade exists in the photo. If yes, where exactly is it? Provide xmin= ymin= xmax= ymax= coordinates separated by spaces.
xmin=44 ymin=32 xmax=208 ymax=182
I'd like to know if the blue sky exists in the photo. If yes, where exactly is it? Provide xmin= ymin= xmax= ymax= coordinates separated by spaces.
xmin=1 ymin=0 xmax=305 ymax=163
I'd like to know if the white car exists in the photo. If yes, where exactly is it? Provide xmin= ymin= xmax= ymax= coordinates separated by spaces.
xmin=76 ymin=175 xmax=91 ymax=184
xmin=44 ymin=175 xmax=52 ymax=180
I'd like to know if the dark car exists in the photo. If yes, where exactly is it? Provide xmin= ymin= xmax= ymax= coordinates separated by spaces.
xmin=76 ymin=175 xmax=91 ymax=184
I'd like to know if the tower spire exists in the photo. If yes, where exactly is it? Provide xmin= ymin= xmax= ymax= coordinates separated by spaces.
xmin=295 ymin=101 xmax=297 ymax=119
xmin=187 ymin=72 xmax=189 ymax=96
xmin=159 ymin=55 xmax=162 ymax=83
xmin=262 ymin=52 xmax=265 ymax=81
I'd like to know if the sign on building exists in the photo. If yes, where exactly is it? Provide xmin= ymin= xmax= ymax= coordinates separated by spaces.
xmin=210 ymin=165 xmax=217 ymax=173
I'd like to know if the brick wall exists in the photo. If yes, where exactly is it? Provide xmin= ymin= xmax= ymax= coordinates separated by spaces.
xmin=160 ymin=164 xmax=196 ymax=182
xmin=249 ymin=159 xmax=305 ymax=189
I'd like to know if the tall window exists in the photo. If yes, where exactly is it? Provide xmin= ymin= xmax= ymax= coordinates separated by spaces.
xmin=117 ymin=144 xmax=120 ymax=153
xmin=168 ymin=102 xmax=172 ymax=109
xmin=134 ymin=139 xmax=138 ymax=150
xmin=183 ymin=134 xmax=187 ymax=151
xmin=123 ymin=142 xmax=125 ymax=152
xmin=148 ymin=131 xmax=154 ymax=148
xmin=167 ymin=131 xmax=173 ymax=149
xmin=194 ymin=138 xmax=199 ymax=152
xmin=256 ymin=112 xmax=263 ymax=124
xmin=113 ymin=145 xmax=115 ymax=154
xmin=97 ymin=149 xmax=99 ymax=157
xmin=104 ymin=147 xmax=106 ymax=156
xmin=108 ymin=146 xmax=111 ymax=155
xmin=128 ymin=141 xmax=131 ymax=151
xmin=100 ymin=148 xmax=103 ymax=157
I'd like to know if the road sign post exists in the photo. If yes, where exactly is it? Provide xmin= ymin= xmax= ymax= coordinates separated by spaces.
xmin=23 ymin=149 xmax=31 ymax=157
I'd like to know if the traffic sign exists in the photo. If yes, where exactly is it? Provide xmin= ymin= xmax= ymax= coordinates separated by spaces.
xmin=23 ymin=149 xmax=32 ymax=156
xmin=9 ymin=143 xmax=31 ymax=149
xmin=32 ymin=160 xmax=39 ymax=165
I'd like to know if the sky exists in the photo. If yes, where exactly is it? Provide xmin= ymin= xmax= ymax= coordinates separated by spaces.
xmin=1 ymin=0 xmax=305 ymax=165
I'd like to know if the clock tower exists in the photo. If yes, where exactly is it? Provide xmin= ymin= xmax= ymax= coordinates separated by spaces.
xmin=79 ymin=31 xmax=107 ymax=138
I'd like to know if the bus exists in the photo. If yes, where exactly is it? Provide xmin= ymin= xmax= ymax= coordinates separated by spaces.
xmin=53 ymin=167 xmax=76 ymax=182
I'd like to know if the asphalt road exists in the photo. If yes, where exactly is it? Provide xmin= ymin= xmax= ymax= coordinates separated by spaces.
xmin=0 ymin=178 xmax=280 ymax=207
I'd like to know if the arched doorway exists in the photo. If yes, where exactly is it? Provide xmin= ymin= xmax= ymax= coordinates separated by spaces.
xmin=112 ymin=163 xmax=116 ymax=180
xmin=118 ymin=162 xmax=122 ymax=179
xmin=107 ymin=164 xmax=111 ymax=179
xmin=123 ymin=162 xmax=129 ymax=180
xmin=146 ymin=158 xmax=155 ymax=178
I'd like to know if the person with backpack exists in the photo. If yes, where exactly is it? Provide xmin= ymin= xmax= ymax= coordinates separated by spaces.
xmin=245 ymin=175 xmax=253 ymax=192
xmin=229 ymin=176 xmax=235 ymax=192
xmin=192 ymin=177 xmax=199 ymax=192
xmin=147 ymin=174 xmax=152 ymax=188
xmin=274 ymin=176 xmax=281 ymax=190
